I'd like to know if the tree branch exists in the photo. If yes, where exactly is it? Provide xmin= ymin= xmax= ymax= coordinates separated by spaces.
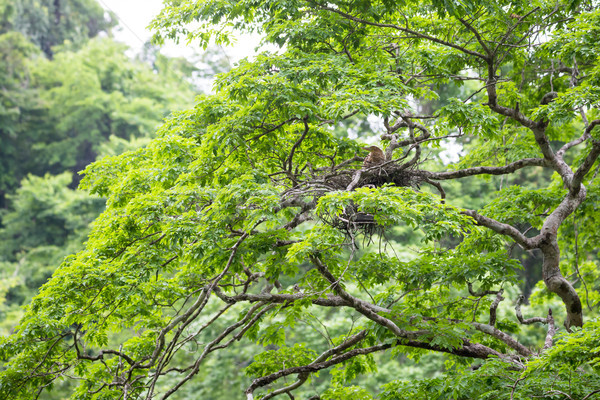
xmin=426 ymin=158 xmax=548 ymax=180
xmin=310 ymin=255 xmax=506 ymax=360
xmin=471 ymin=322 xmax=531 ymax=356
xmin=557 ymin=120 xmax=600 ymax=159
xmin=286 ymin=118 xmax=310 ymax=174
xmin=489 ymin=289 xmax=504 ymax=327
xmin=570 ymin=120 xmax=600 ymax=193
xmin=456 ymin=16 xmax=490 ymax=55
xmin=246 ymin=337 xmax=389 ymax=400
xmin=543 ymin=308 xmax=556 ymax=351
xmin=462 ymin=209 xmax=536 ymax=249
xmin=314 ymin=4 xmax=489 ymax=61
xmin=515 ymin=295 xmax=547 ymax=325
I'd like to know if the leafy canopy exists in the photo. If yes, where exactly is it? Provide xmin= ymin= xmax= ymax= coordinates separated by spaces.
xmin=2 ymin=0 xmax=600 ymax=399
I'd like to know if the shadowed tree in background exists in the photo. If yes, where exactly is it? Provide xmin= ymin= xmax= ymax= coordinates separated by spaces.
xmin=1 ymin=0 xmax=600 ymax=399
xmin=0 ymin=0 xmax=199 ymax=206
xmin=0 ymin=0 xmax=114 ymax=205
xmin=0 ymin=0 xmax=201 ymax=347
xmin=0 ymin=0 xmax=116 ymax=58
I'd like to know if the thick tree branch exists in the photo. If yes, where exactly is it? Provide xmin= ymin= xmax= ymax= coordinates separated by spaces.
xmin=398 ymin=338 xmax=505 ymax=360
xmin=426 ymin=158 xmax=548 ymax=180
xmin=213 ymin=287 xmax=372 ymax=309
xmin=471 ymin=322 xmax=531 ymax=356
xmin=543 ymin=309 xmax=556 ymax=351
xmin=485 ymin=78 xmax=538 ymax=129
xmin=465 ymin=187 xmax=584 ymax=329
xmin=485 ymin=70 xmax=574 ymax=183
xmin=462 ymin=209 xmax=536 ymax=249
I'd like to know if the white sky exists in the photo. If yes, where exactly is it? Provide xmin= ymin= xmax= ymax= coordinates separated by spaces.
xmin=98 ymin=0 xmax=262 ymax=62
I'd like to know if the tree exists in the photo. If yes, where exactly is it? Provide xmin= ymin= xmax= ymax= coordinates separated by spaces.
xmin=0 ymin=0 xmax=200 ymax=206
xmin=30 ymin=37 xmax=198 ymax=183
xmin=2 ymin=0 xmax=600 ymax=399
xmin=0 ymin=35 xmax=202 ymax=334
xmin=0 ymin=30 xmax=41 ymax=207
xmin=0 ymin=172 xmax=105 ymax=332
xmin=0 ymin=0 xmax=116 ymax=58
xmin=0 ymin=35 xmax=199 ymax=206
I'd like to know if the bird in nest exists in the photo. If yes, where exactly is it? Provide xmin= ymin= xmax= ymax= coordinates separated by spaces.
xmin=362 ymin=146 xmax=385 ymax=168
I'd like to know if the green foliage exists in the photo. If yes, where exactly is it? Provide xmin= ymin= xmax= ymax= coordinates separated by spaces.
xmin=31 ymin=37 xmax=197 ymax=174
xmin=246 ymin=343 xmax=317 ymax=377
xmin=0 ymin=173 xmax=104 ymax=333
xmin=323 ymin=385 xmax=374 ymax=400
xmin=2 ymin=0 xmax=600 ymax=399
xmin=0 ymin=31 xmax=42 ymax=203
xmin=0 ymin=0 xmax=116 ymax=57
xmin=0 ymin=172 xmax=102 ymax=260
xmin=0 ymin=34 xmax=198 ymax=205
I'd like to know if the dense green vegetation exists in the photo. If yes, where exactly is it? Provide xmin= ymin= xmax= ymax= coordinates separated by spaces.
xmin=0 ymin=0 xmax=200 ymax=334
xmin=2 ymin=0 xmax=600 ymax=399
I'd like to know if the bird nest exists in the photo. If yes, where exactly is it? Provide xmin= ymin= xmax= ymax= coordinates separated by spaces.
xmin=323 ymin=163 xmax=424 ymax=192
xmin=316 ymin=164 xmax=426 ymax=239
xmin=318 ymin=202 xmax=380 ymax=239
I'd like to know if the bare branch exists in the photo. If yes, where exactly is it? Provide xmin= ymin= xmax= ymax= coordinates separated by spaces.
xmin=515 ymin=295 xmax=547 ymax=325
xmin=543 ymin=308 xmax=556 ymax=351
xmin=471 ymin=322 xmax=531 ymax=356
xmin=489 ymin=289 xmax=505 ymax=327
xmin=426 ymin=158 xmax=548 ymax=180
xmin=462 ymin=209 xmax=536 ymax=249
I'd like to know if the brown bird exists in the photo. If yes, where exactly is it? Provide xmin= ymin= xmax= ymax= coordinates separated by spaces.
xmin=362 ymin=146 xmax=385 ymax=168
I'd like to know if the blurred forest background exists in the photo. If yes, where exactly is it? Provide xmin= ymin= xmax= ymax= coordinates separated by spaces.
xmin=0 ymin=0 xmax=210 ymax=331
xmin=0 ymin=1 xmax=571 ymax=399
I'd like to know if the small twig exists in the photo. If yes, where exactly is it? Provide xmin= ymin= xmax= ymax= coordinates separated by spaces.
xmin=582 ymin=389 xmax=600 ymax=400
xmin=287 ymin=118 xmax=311 ymax=173
xmin=510 ymin=376 xmax=526 ymax=400
xmin=423 ymin=178 xmax=446 ymax=203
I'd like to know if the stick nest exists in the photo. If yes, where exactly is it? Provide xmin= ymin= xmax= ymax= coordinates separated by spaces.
xmin=317 ymin=164 xmax=425 ymax=238
xmin=324 ymin=164 xmax=424 ymax=191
